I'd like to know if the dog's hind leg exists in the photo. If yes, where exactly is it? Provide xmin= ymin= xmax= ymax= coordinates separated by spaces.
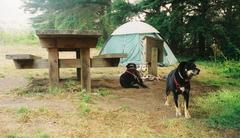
xmin=164 ymin=88 xmax=170 ymax=106
xmin=183 ymin=93 xmax=191 ymax=118
xmin=174 ymin=93 xmax=182 ymax=117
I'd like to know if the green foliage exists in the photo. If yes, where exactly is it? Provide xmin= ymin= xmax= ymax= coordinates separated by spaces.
xmin=34 ymin=130 xmax=50 ymax=138
xmin=48 ymin=86 xmax=64 ymax=94
xmin=195 ymin=90 xmax=240 ymax=128
xmin=0 ymin=30 xmax=38 ymax=45
xmin=77 ymin=89 xmax=91 ymax=113
xmin=96 ymin=88 xmax=110 ymax=96
xmin=78 ymin=89 xmax=91 ymax=103
xmin=79 ymin=102 xmax=91 ymax=113
xmin=16 ymin=106 xmax=31 ymax=123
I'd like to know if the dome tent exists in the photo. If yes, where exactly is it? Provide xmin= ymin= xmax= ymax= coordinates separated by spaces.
xmin=100 ymin=21 xmax=178 ymax=66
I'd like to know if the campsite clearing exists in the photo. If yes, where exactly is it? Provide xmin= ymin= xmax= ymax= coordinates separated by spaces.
xmin=0 ymin=45 xmax=239 ymax=137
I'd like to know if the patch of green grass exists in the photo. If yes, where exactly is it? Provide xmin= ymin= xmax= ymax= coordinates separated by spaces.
xmin=197 ymin=60 xmax=240 ymax=88
xmin=120 ymin=104 xmax=130 ymax=111
xmin=78 ymin=89 xmax=91 ymax=103
xmin=77 ymin=89 xmax=91 ymax=114
xmin=4 ymin=132 xmax=19 ymax=138
xmin=194 ymin=90 xmax=240 ymax=128
xmin=48 ymin=86 xmax=64 ymax=94
xmin=16 ymin=106 xmax=31 ymax=123
xmin=0 ymin=30 xmax=38 ymax=45
xmin=79 ymin=102 xmax=91 ymax=113
xmin=34 ymin=130 xmax=50 ymax=138
xmin=96 ymin=88 xmax=110 ymax=96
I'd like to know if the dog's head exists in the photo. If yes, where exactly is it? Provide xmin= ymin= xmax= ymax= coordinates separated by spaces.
xmin=178 ymin=59 xmax=200 ymax=79
xmin=126 ymin=63 xmax=137 ymax=70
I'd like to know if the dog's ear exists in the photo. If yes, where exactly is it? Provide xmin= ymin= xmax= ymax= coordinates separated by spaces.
xmin=178 ymin=61 xmax=186 ymax=68
xmin=126 ymin=63 xmax=130 ymax=68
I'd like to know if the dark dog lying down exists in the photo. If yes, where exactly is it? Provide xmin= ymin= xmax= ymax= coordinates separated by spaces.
xmin=120 ymin=63 xmax=147 ymax=88
xmin=164 ymin=59 xmax=200 ymax=118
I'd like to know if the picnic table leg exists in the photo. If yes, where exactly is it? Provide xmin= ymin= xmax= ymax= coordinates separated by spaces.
xmin=76 ymin=49 xmax=81 ymax=81
xmin=80 ymin=48 xmax=91 ymax=92
xmin=48 ymin=48 xmax=59 ymax=85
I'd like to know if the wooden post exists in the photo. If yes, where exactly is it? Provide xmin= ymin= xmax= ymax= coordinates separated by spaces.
xmin=145 ymin=36 xmax=163 ymax=76
xmin=76 ymin=49 xmax=81 ymax=80
xmin=48 ymin=48 xmax=59 ymax=85
xmin=81 ymin=48 xmax=91 ymax=92
xmin=148 ymin=47 xmax=158 ymax=76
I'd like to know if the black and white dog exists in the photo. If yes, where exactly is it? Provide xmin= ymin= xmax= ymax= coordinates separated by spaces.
xmin=120 ymin=63 xmax=148 ymax=88
xmin=164 ymin=59 xmax=200 ymax=118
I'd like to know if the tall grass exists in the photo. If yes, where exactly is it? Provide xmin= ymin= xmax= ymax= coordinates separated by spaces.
xmin=0 ymin=30 xmax=38 ymax=45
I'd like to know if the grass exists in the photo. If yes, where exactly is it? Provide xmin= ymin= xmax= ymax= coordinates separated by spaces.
xmin=120 ymin=104 xmax=130 ymax=111
xmin=77 ymin=89 xmax=91 ymax=114
xmin=34 ymin=130 xmax=50 ymax=138
xmin=193 ymin=60 xmax=240 ymax=129
xmin=4 ymin=130 xmax=50 ymax=138
xmin=197 ymin=60 xmax=240 ymax=88
xmin=96 ymin=88 xmax=111 ymax=96
xmin=0 ymin=30 xmax=38 ymax=45
xmin=16 ymin=106 xmax=31 ymax=123
xmin=194 ymin=90 xmax=240 ymax=128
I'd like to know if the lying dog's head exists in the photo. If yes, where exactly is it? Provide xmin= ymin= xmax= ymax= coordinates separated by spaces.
xmin=178 ymin=59 xmax=200 ymax=79
xmin=126 ymin=63 xmax=137 ymax=70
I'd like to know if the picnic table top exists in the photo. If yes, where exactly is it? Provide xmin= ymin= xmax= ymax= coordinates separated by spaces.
xmin=36 ymin=30 xmax=101 ymax=38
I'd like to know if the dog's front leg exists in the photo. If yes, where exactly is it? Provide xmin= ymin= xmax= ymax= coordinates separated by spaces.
xmin=183 ymin=93 xmax=191 ymax=118
xmin=174 ymin=93 xmax=182 ymax=117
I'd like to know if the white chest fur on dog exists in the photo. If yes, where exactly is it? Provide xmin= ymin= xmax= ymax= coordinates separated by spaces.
xmin=180 ymin=87 xmax=185 ymax=92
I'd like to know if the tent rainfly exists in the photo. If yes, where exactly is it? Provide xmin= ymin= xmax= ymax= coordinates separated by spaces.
xmin=100 ymin=21 xmax=178 ymax=66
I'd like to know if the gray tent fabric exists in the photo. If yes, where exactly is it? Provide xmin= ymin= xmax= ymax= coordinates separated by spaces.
xmin=100 ymin=21 xmax=178 ymax=66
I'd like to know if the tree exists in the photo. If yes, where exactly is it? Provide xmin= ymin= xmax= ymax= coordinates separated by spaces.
xmin=22 ymin=0 xmax=111 ymax=40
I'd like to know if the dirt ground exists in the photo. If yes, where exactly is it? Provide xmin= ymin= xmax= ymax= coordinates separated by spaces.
xmin=0 ymin=45 xmax=237 ymax=137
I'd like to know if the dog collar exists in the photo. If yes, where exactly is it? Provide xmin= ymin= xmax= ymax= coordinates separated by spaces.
xmin=174 ymin=77 xmax=190 ymax=93
xmin=174 ymin=77 xmax=181 ymax=93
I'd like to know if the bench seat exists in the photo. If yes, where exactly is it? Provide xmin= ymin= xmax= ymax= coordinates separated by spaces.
xmin=91 ymin=53 xmax=127 ymax=67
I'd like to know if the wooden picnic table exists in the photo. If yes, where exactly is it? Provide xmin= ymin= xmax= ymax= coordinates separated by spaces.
xmin=36 ymin=30 xmax=101 ymax=92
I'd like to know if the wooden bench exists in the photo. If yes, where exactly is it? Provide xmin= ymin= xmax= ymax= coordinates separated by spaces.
xmin=6 ymin=54 xmax=82 ymax=69
xmin=91 ymin=53 xmax=128 ymax=67
xmin=6 ymin=53 xmax=127 ymax=69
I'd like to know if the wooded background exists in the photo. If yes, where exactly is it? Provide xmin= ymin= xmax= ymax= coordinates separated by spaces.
xmin=22 ymin=0 xmax=240 ymax=60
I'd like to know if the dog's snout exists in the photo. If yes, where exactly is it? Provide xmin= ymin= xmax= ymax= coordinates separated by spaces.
xmin=193 ymin=68 xmax=200 ymax=75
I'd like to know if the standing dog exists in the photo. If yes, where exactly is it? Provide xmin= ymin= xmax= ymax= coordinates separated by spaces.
xmin=120 ymin=63 xmax=148 ymax=88
xmin=164 ymin=59 xmax=200 ymax=118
